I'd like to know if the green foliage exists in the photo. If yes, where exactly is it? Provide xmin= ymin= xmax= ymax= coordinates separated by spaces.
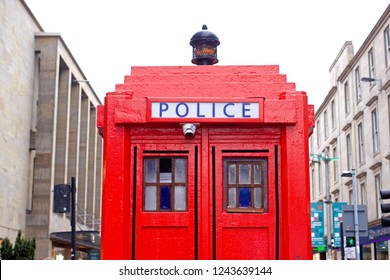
xmin=0 ymin=230 xmax=36 ymax=260
xmin=0 ymin=238 xmax=13 ymax=260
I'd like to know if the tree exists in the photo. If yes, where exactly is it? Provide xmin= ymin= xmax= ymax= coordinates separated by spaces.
xmin=0 ymin=230 xmax=36 ymax=260
xmin=0 ymin=238 xmax=13 ymax=260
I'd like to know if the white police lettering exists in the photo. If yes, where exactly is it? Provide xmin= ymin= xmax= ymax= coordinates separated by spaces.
xmin=151 ymin=102 xmax=259 ymax=119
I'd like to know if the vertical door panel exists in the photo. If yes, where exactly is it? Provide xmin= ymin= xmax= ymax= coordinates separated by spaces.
xmin=214 ymin=145 xmax=277 ymax=259
xmin=134 ymin=144 xmax=195 ymax=260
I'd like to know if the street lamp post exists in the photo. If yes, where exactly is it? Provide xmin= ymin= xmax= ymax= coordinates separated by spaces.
xmin=310 ymin=150 xmax=337 ymax=260
xmin=341 ymin=169 xmax=360 ymax=260
xmin=324 ymin=154 xmax=332 ymax=260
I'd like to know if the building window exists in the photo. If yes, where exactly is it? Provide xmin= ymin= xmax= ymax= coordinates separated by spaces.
xmin=385 ymin=26 xmax=390 ymax=67
xmin=358 ymin=122 xmax=365 ymax=164
xmin=324 ymin=110 xmax=328 ymax=138
xmin=375 ymin=241 xmax=389 ymax=260
xmin=344 ymin=81 xmax=350 ymax=115
xmin=311 ymin=167 xmax=316 ymax=198
xmin=332 ymin=146 xmax=338 ymax=183
xmin=363 ymin=244 xmax=372 ymax=260
xmin=331 ymin=100 xmax=336 ymax=130
xmin=316 ymin=120 xmax=321 ymax=146
xmin=318 ymin=161 xmax=322 ymax=195
xmin=368 ymin=48 xmax=375 ymax=79
xmin=372 ymin=109 xmax=379 ymax=153
xmin=224 ymin=158 xmax=268 ymax=212
xmin=143 ymin=157 xmax=188 ymax=211
xmin=346 ymin=134 xmax=352 ymax=170
xmin=355 ymin=67 xmax=361 ymax=101
xmin=360 ymin=182 xmax=366 ymax=205
xmin=375 ymin=174 xmax=381 ymax=218
xmin=348 ymin=188 xmax=353 ymax=205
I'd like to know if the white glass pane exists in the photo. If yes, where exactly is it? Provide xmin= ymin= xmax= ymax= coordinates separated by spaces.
xmin=254 ymin=188 xmax=262 ymax=208
xmin=174 ymin=158 xmax=187 ymax=183
xmin=228 ymin=164 xmax=236 ymax=184
xmin=144 ymin=186 xmax=156 ymax=210
xmin=228 ymin=188 xmax=236 ymax=208
xmin=239 ymin=164 xmax=251 ymax=184
xmin=174 ymin=186 xmax=187 ymax=210
xmin=254 ymin=164 xmax=261 ymax=184
xmin=144 ymin=159 xmax=156 ymax=183
xmin=160 ymin=172 xmax=172 ymax=183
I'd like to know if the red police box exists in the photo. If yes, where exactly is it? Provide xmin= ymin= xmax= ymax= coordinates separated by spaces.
xmin=97 ymin=65 xmax=314 ymax=260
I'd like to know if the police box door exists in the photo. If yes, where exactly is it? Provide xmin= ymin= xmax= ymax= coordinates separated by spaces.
xmin=213 ymin=144 xmax=278 ymax=259
xmin=134 ymin=143 xmax=197 ymax=260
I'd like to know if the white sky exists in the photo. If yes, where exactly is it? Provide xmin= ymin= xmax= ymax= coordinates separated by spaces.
xmin=24 ymin=0 xmax=390 ymax=110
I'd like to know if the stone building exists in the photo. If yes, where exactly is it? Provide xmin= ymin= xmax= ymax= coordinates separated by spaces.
xmin=0 ymin=0 xmax=102 ymax=259
xmin=310 ymin=5 xmax=390 ymax=260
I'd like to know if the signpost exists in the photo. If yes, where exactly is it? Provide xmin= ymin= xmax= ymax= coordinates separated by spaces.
xmin=332 ymin=202 xmax=346 ymax=247
xmin=342 ymin=205 xmax=368 ymax=237
xmin=311 ymin=202 xmax=325 ymax=248
xmin=342 ymin=204 xmax=368 ymax=260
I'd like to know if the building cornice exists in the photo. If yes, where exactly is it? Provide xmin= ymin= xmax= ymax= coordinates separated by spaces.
xmin=366 ymin=95 xmax=378 ymax=107
xmin=342 ymin=122 xmax=352 ymax=132
xmin=369 ymin=161 xmax=382 ymax=171
xmin=356 ymin=171 xmax=367 ymax=180
xmin=353 ymin=110 xmax=364 ymax=121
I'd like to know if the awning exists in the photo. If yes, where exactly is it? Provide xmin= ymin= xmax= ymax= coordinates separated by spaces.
xmin=50 ymin=231 xmax=100 ymax=250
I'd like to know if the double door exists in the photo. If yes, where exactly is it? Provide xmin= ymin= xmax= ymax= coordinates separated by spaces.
xmin=133 ymin=142 xmax=278 ymax=259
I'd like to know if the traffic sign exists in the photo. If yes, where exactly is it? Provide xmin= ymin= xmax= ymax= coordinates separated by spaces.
xmin=342 ymin=205 xmax=368 ymax=237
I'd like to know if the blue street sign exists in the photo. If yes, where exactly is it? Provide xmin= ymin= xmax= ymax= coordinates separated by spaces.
xmin=332 ymin=202 xmax=347 ymax=247
xmin=311 ymin=202 xmax=325 ymax=247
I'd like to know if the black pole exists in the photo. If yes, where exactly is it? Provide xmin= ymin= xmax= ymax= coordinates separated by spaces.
xmin=71 ymin=177 xmax=76 ymax=260
xmin=340 ymin=222 xmax=345 ymax=260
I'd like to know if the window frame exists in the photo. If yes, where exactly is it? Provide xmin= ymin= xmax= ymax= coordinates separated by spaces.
xmin=355 ymin=67 xmax=361 ymax=102
xmin=385 ymin=26 xmax=390 ymax=67
xmin=358 ymin=122 xmax=365 ymax=164
xmin=331 ymin=100 xmax=336 ymax=130
xmin=223 ymin=158 xmax=268 ymax=213
xmin=371 ymin=108 xmax=380 ymax=154
xmin=368 ymin=48 xmax=375 ymax=79
xmin=344 ymin=81 xmax=350 ymax=115
xmin=346 ymin=133 xmax=352 ymax=171
xmin=143 ymin=156 xmax=188 ymax=212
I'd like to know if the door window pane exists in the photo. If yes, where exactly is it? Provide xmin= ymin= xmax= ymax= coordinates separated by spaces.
xmin=160 ymin=186 xmax=171 ymax=210
xmin=174 ymin=158 xmax=187 ymax=183
xmin=228 ymin=165 xmax=236 ymax=184
xmin=144 ymin=159 xmax=157 ymax=183
xmin=239 ymin=164 xmax=251 ymax=184
xmin=239 ymin=187 xmax=251 ymax=207
xmin=159 ymin=158 xmax=172 ymax=183
xmin=228 ymin=188 xmax=236 ymax=208
xmin=254 ymin=164 xmax=261 ymax=184
xmin=144 ymin=186 xmax=156 ymax=210
xmin=174 ymin=186 xmax=187 ymax=210
xmin=254 ymin=188 xmax=262 ymax=208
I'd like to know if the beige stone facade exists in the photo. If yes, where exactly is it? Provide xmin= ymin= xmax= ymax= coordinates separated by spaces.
xmin=310 ymin=5 xmax=390 ymax=260
xmin=0 ymin=0 xmax=102 ymax=259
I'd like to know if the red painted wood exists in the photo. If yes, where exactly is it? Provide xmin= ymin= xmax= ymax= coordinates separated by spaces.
xmin=213 ymin=142 xmax=277 ymax=260
xmin=134 ymin=143 xmax=196 ymax=260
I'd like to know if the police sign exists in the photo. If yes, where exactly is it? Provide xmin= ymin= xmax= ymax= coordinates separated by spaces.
xmin=150 ymin=101 xmax=262 ymax=121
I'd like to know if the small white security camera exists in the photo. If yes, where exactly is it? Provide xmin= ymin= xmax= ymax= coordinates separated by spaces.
xmin=182 ymin=123 xmax=197 ymax=138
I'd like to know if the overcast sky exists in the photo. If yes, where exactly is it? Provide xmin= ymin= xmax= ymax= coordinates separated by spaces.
xmin=24 ymin=0 xmax=389 ymax=110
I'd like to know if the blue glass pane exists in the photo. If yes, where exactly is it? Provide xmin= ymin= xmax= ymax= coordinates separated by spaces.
xmin=160 ymin=186 xmax=171 ymax=210
xmin=239 ymin=188 xmax=251 ymax=207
